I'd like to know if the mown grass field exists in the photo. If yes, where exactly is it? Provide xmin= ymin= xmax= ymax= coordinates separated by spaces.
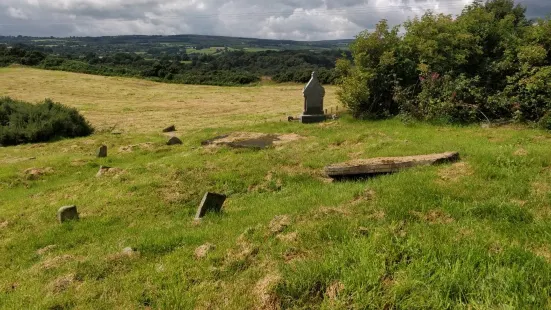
xmin=1 ymin=67 xmax=551 ymax=309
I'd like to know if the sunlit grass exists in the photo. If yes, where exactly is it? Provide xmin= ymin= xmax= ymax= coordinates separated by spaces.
xmin=1 ymin=68 xmax=551 ymax=309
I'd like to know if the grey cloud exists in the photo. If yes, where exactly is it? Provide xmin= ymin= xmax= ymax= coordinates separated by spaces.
xmin=0 ymin=0 xmax=550 ymax=40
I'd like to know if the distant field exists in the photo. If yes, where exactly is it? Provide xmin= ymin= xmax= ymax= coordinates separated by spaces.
xmin=0 ymin=67 xmax=339 ymax=133
xmin=1 ymin=68 xmax=551 ymax=309
xmin=186 ymin=47 xmax=236 ymax=54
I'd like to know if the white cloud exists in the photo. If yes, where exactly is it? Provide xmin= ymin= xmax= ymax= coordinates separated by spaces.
xmin=7 ymin=7 xmax=29 ymax=20
xmin=0 ymin=0 xmax=549 ymax=39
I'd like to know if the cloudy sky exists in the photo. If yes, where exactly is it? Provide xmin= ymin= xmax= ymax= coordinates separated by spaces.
xmin=0 ymin=0 xmax=549 ymax=40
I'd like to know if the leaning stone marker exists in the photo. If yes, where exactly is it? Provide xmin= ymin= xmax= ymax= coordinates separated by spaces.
xmin=57 ymin=206 xmax=79 ymax=223
xmin=97 ymin=145 xmax=107 ymax=158
xmin=163 ymin=125 xmax=176 ymax=133
xmin=301 ymin=71 xmax=326 ymax=124
xmin=167 ymin=136 xmax=183 ymax=145
xmin=195 ymin=192 xmax=226 ymax=219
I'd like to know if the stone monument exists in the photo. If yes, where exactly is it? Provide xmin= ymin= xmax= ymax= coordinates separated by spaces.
xmin=301 ymin=71 xmax=326 ymax=123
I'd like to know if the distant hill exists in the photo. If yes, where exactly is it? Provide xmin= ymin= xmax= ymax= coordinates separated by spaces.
xmin=0 ymin=34 xmax=353 ymax=56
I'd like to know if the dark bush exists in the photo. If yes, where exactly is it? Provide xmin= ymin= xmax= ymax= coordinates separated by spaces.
xmin=0 ymin=97 xmax=94 ymax=146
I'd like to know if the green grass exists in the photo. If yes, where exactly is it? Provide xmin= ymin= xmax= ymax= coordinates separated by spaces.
xmin=1 ymin=69 xmax=551 ymax=308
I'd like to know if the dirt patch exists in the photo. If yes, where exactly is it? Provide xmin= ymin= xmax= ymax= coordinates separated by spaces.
xmin=269 ymin=215 xmax=290 ymax=234
xmin=283 ymin=247 xmax=307 ymax=263
xmin=350 ymin=189 xmax=376 ymax=206
xmin=49 ymin=274 xmax=76 ymax=294
xmin=489 ymin=243 xmax=503 ymax=255
xmin=531 ymin=181 xmax=550 ymax=196
xmin=96 ymin=166 xmax=125 ymax=177
xmin=368 ymin=210 xmax=386 ymax=220
xmin=438 ymin=162 xmax=473 ymax=182
xmin=510 ymin=199 xmax=527 ymax=207
xmin=70 ymin=159 xmax=88 ymax=167
xmin=533 ymin=246 xmax=551 ymax=262
xmin=276 ymin=232 xmax=298 ymax=243
xmin=0 ymin=157 xmax=36 ymax=164
xmin=38 ymin=254 xmax=75 ymax=270
xmin=313 ymin=206 xmax=351 ymax=220
xmin=325 ymin=281 xmax=345 ymax=301
xmin=0 ymin=221 xmax=8 ymax=229
xmin=513 ymin=148 xmax=528 ymax=156
xmin=107 ymin=247 xmax=140 ymax=261
xmin=410 ymin=210 xmax=454 ymax=224
xmin=195 ymin=243 xmax=215 ymax=259
xmin=254 ymin=274 xmax=281 ymax=310
xmin=225 ymin=239 xmax=259 ymax=266
xmin=118 ymin=142 xmax=154 ymax=153
xmin=37 ymin=245 xmax=57 ymax=255
xmin=24 ymin=167 xmax=54 ymax=180
xmin=249 ymin=171 xmax=283 ymax=193
xmin=202 ymin=132 xmax=303 ymax=149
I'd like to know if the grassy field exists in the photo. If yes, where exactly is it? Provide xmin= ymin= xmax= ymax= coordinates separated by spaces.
xmin=1 ymin=67 xmax=551 ymax=309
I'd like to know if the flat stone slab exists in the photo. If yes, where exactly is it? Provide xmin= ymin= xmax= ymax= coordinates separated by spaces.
xmin=325 ymin=152 xmax=460 ymax=179
xmin=58 ymin=206 xmax=79 ymax=223
xmin=195 ymin=192 xmax=226 ymax=219
xmin=201 ymin=132 xmax=302 ymax=150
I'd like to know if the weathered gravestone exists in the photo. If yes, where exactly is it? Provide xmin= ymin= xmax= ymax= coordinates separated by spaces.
xmin=195 ymin=192 xmax=226 ymax=219
xmin=97 ymin=145 xmax=107 ymax=158
xmin=167 ymin=136 xmax=183 ymax=145
xmin=301 ymin=71 xmax=326 ymax=124
xmin=57 ymin=205 xmax=79 ymax=223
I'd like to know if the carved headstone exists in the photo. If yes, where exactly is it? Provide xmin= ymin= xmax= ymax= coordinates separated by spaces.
xmin=57 ymin=206 xmax=79 ymax=223
xmin=97 ymin=145 xmax=107 ymax=158
xmin=195 ymin=192 xmax=226 ymax=219
xmin=301 ymin=71 xmax=326 ymax=123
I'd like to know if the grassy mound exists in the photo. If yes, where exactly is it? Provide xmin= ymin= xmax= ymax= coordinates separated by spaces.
xmin=0 ymin=97 xmax=93 ymax=146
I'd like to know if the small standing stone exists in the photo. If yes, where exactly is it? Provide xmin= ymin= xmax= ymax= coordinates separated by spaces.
xmin=97 ymin=145 xmax=107 ymax=158
xmin=195 ymin=192 xmax=226 ymax=219
xmin=57 ymin=206 xmax=79 ymax=223
xmin=163 ymin=125 xmax=176 ymax=133
xmin=167 ymin=136 xmax=183 ymax=145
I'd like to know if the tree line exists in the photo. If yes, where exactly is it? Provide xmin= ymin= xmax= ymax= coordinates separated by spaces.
xmin=0 ymin=44 xmax=347 ymax=86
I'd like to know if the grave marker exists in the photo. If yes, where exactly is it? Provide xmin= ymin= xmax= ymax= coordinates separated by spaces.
xmin=57 ymin=206 xmax=79 ymax=223
xmin=195 ymin=192 xmax=226 ymax=219
xmin=97 ymin=145 xmax=107 ymax=158
xmin=301 ymin=71 xmax=326 ymax=124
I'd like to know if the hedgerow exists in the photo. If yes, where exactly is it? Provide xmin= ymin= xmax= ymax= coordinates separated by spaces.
xmin=338 ymin=0 xmax=551 ymax=125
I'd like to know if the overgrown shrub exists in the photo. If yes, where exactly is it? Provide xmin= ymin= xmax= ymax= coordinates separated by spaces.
xmin=338 ymin=0 xmax=551 ymax=126
xmin=0 ymin=97 xmax=94 ymax=146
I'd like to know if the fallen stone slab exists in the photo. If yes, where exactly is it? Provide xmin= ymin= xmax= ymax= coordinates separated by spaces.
xmin=195 ymin=192 xmax=226 ymax=219
xmin=201 ymin=132 xmax=302 ymax=150
xmin=57 ymin=206 xmax=79 ymax=223
xmin=325 ymin=152 xmax=460 ymax=179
